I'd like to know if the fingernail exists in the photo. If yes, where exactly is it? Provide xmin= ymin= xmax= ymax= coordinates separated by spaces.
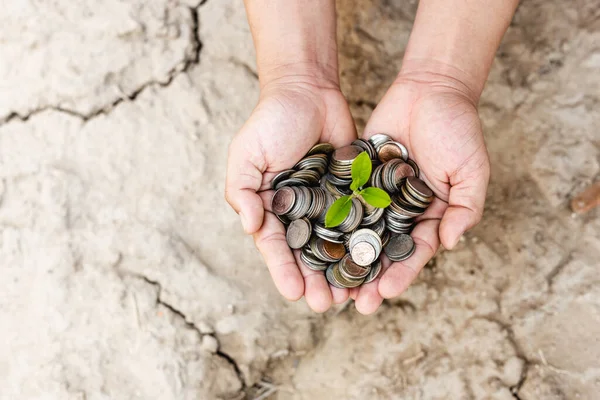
xmin=239 ymin=211 xmax=249 ymax=233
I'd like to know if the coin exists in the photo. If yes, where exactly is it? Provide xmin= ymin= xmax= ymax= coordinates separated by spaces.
xmin=406 ymin=159 xmax=420 ymax=178
xmin=401 ymin=185 xmax=431 ymax=209
xmin=332 ymin=145 xmax=363 ymax=163
xmin=295 ymin=154 xmax=328 ymax=175
xmin=322 ymin=240 xmax=346 ymax=261
xmin=271 ymin=169 xmax=296 ymax=190
xmin=368 ymin=133 xmax=392 ymax=149
xmin=286 ymin=186 xmax=312 ymax=220
xmin=349 ymin=228 xmax=382 ymax=266
xmin=392 ymin=163 xmax=415 ymax=185
xmin=307 ymin=143 xmax=335 ymax=156
xmin=363 ymin=259 xmax=382 ymax=284
xmin=337 ymin=198 xmax=364 ymax=233
xmin=313 ymin=224 xmax=344 ymax=243
xmin=272 ymin=187 xmax=296 ymax=215
xmin=277 ymin=140 xmax=434 ymax=288
xmin=406 ymin=177 xmax=434 ymax=200
xmin=275 ymin=177 xmax=309 ymax=189
xmin=378 ymin=142 xmax=405 ymax=162
xmin=300 ymin=246 xmax=328 ymax=271
xmin=305 ymin=187 xmax=326 ymax=220
xmin=290 ymin=169 xmax=321 ymax=186
xmin=326 ymin=263 xmax=345 ymax=289
xmin=334 ymin=260 xmax=366 ymax=288
xmin=384 ymin=234 xmax=415 ymax=262
xmin=286 ymin=218 xmax=312 ymax=249
xmin=339 ymin=254 xmax=371 ymax=279
xmin=351 ymin=241 xmax=376 ymax=266
xmin=352 ymin=138 xmax=377 ymax=160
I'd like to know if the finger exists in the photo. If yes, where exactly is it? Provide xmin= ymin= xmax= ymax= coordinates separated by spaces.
xmin=295 ymin=252 xmax=333 ymax=313
xmin=259 ymin=190 xmax=275 ymax=212
xmin=261 ymin=190 xmax=338 ymax=309
xmin=378 ymin=219 xmax=440 ymax=299
xmin=354 ymin=256 xmax=395 ymax=314
xmin=253 ymin=213 xmax=304 ymax=301
xmin=439 ymin=155 xmax=490 ymax=249
xmin=226 ymin=137 xmax=266 ymax=234
xmin=354 ymin=278 xmax=384 ymax=315
xmin=330 ymin=286 xmax=349 ymax=304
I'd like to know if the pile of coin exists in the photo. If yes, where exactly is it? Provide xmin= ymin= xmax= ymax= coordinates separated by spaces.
xmin=270 ymin=134 xmax=435 ymax=288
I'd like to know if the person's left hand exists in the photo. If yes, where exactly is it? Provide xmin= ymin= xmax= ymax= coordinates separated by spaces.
xmin=351 ymin=69 xmax=490 ymax=314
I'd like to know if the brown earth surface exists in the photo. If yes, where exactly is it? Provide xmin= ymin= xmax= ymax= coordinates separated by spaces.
xmin=0 ymin=0 xmax=598 ymax=399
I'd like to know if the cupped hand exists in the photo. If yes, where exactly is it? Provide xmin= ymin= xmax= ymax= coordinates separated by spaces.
xmin=353 ymin=70 xmax=491 ymax=314
xmin=226 ymin=75 xmax=357 ymax=312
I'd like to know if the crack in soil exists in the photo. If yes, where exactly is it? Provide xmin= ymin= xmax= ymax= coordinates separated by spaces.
xmin=139 ymin=275 xmax=247 ymax=395
xmin=0 ymin=5 xmax=203 ymax=127
xmin=471 ymin=314 xmax=530 ymax=399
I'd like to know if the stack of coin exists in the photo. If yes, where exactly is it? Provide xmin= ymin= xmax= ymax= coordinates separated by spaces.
xmin=349 ymin=229 xmax=382 ymax=266
xmin=385 ymin=175 xmax=434 ymax=234
xmin=336 ymin=198 xmax=363 ymax=233
xmin=272 ymin=186 xmax=332 ymax=225
xmin=271 ymin=144 xmax=333 ymax=190
xmin=268 ymin=136 xmax=435 ymax=289
xmin=328 ymin=145 xmax=363 ymax=180
xmin=359 ymin=196 xmax=385 ymax=226
xmin=352 ymin=138 xmax=377 ymax=160
xmin=369 ymin=134 xmax=409 ymax=162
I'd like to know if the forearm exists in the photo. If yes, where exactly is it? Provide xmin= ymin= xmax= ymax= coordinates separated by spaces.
xmin=243 ymin=0 xmax=340 ymax=88
xmin=401 ymin=0 xmax=520 ymax=101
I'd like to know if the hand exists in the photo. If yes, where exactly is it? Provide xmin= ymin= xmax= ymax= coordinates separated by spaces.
xmin=225 ymin=72 xmax=357 ymax=312
xmin=353 ymin=69 xmax=490 ymax=314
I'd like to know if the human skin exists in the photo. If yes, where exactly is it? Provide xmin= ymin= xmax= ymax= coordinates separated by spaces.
xmin=225 ymin=0 xmax=520 ymax=314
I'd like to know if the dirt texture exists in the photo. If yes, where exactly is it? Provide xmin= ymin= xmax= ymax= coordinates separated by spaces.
xmin=0 ymin=0 xmax=598 ymax=399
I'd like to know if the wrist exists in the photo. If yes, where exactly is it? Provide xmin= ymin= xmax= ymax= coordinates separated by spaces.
xmin=258 ymin=60 xmax=341 ymax=94
xmin=244 ymin=0 xmax=340 ymax=91
xmin=401 ymin=0 xmax=519 ymax=103
xmin=397 ymin=58 xmax=481 ymax=105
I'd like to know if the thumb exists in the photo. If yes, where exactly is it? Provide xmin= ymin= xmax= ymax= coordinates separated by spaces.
xmin=225 ymin=135 xmax=265 ymax=234
xmin=439 ymin=154 xmax=490 ymax=249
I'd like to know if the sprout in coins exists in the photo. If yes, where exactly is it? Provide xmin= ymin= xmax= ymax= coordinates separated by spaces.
xmin=325 ymin=151 xmax=391 ymax=228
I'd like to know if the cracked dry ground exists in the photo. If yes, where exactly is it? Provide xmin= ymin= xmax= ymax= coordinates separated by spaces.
xmin=0 ymin=1 xmax=599 ymax=399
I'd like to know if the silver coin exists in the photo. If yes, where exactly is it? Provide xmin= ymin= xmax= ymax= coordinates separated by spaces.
xmin=313 ymin=224 xmax=344 ymax=243
xmin=339 ymin=254 xmax=371 ymax=280
xmin=352 ymin=138 xmax=377 ymax=160
xmin=368 ymin=133 xmax=392 ymax=149
xmin=286 ymin=218 xmax=312 ymax=249
xmin=326 ymin=263 xmax=345 ymax=289
xmin=271 ymin=169 xmax=296 ymax=190
xmin=384 ymin=234 xmax=415 ymax=262
xmin=301 ymin=246 xmax=328 ymax=271
xmin=275 ymin=177 xmax=310 ymax=190
xmin=363 ymin=259 xmax=383 ymax=284
xmin=350 ymin=241 xmax=376 ymax=266
xmin=307 ymin=143 xmax=335 ymax=156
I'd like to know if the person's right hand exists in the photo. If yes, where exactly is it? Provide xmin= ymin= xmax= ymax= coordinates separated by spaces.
xmin=225 ymin=69 xmax=357 ymax=312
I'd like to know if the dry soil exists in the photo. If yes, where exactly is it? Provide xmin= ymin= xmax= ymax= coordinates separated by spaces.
xmin=0 ymin=1 xmax=599 ymax=399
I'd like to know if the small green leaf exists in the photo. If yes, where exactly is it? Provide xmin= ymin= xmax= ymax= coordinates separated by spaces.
xmin=325 ymin=195 xmax=353 ymax=228
xmin=350 ymin=151 xmax=372 ymax=191
xmin=361 ymin=187 xmax=392 ymax=208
